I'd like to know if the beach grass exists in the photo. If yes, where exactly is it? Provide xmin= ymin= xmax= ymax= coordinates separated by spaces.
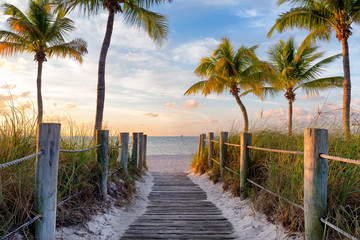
xmin=0 ymin=106 xmax=141 ymax=238
xmin=192 ymin=123 xmax=360 ymax=239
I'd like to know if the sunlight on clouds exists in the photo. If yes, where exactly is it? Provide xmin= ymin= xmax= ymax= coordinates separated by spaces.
xmin=236 ymin=9 xmax=262 ymax=18
xmin=65 ymin=103 xmax=77 ymax=109
xmin=173 ymin=38 xmax=219 ymax=65
xmin=183 ymin=99 xmax=203 ymax=109
xmin=165 ymin=102 xmax=175 ymax=108
xmin=143 ymin=113 xmax=159 ymax=117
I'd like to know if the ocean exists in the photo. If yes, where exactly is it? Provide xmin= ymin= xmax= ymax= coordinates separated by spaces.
xmin=146 ymin=136 xmax=198 ymax=155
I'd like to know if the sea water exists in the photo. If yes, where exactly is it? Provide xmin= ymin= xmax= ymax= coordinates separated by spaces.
xmin=146 ymin=136 xmax=198 ymax=155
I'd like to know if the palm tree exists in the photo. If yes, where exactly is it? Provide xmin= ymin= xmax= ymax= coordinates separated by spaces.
xmin=184 ymin=38 xmax=271 ymax=133
xmin=264 ymin=38 xmax=343 ymax=135
xmin=267 ymin=0 xmax=360 ymax=138
xmin=57 ymin=0 xmax=172 ymax=133
xmin=0 ymin=0 xmax=88 ymax=123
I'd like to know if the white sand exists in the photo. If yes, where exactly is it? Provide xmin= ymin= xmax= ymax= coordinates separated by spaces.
xmin=56 ymin=155 xmax=301 ymax=239
xmin=55 ymin=173 xmax=153 ymax=240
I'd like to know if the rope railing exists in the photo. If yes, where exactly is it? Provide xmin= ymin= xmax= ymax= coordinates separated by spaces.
xmin=320 ymin=154 xmax=360 ymax=165
xmin=211 ymin=158 xmax=220 ymax=165
xmin=211 ymin=140 xmax=220 ymax=144
xmin=247 ymin=146 xmax=304 ymax=155
xmin=59 ymin=144 xmax=101 ymax=153
xmin=224 ymin=142 xmax=241 ymax=147
xmin=109 ymin=143 xmax=123 ymax=149
xmin=57 ymin=191 xmax=83 ymax=207
xmin=0 ymin=214 xmax=43 ymax=240
xmin=224 ymin=165 xmax=240 ymax=176
xmin=247 ymin=179 xmax=304 ymax=210
xmin=320 ymin=218 xmax=358 ymax=240
xmin=0 ymin=151 xmax=43 ymax=170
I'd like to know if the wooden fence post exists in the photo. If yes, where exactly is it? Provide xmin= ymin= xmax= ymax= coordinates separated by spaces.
xmin=132 ymin=132 xmax=138 ymax=167
xmin=200 ymin=133 xmax=206 ymax=157
xmin=240 ymin=133 xmax=252 ymax=200
xmin=137 ymin=132 xmax=144 ymax=169
xmin=197 ymin=134 xmax=202 ymax=158
xmin=143 ymin=134 xmax=147 ymax=168
xmin=96 ymin=130 xmax=109 ymax=200
xmin=219 ymin=131 xmax=228 ymax=179
xmin=119 ymin=132 xmax=129 ymax=174
xmin=208 ymin=132 xmax=214 ymax=169
xmin=35 ymin=123 xmax=61 ymax=240
xmin=304 ymin=128 xmax=328 ymax=240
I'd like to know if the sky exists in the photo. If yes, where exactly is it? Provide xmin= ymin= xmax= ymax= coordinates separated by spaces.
xmin=1 ymin=0 xmax=360 ymax=136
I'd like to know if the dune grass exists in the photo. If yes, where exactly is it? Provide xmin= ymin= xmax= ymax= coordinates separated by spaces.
xmin=192 ymin=125 xmax=360 ymax=239
xmin=0 ymin=107 xmax=142 ymax=238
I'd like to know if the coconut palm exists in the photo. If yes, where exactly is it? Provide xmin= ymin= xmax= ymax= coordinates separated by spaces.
xmin=184 ymin=38 xmax=271 ymax=133
xmin=0 ymin=0 xmax=88 ymax=123
xmin=57 ymin=0 xmax=172 ymax=133
xmin=263 ymin=38 xmax=343 ymax=135
xmin=267 ymin=0 xmax=360 ymax=138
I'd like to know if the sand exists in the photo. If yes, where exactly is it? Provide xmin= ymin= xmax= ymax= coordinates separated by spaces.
xmin=56 ymin=155 xmax=301 ymax=239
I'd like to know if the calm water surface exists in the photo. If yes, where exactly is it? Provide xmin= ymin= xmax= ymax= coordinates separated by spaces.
xmin=146 ymin=136 xmax=198 ymax=155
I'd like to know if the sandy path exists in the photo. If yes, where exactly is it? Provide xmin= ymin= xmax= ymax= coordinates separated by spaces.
xmin=56 ymin=155 xmax=300 ymax=239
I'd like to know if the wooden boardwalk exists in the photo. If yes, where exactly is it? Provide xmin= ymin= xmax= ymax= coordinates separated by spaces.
xmin=121 ymin=172 xmax=236 ymax=239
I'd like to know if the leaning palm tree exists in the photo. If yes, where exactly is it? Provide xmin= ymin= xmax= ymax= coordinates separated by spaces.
xmin=264 ymin=38 xmax=343 ymax=135
xmin=57 ymin=0 xmax=172 ymax=133
xmin=267 ymin=0 xmax=360 ymax=138
xmin=0 ymin=0 xmax=88 ymax=123
xmin=185 ymin=38 xmax=271 ymax=133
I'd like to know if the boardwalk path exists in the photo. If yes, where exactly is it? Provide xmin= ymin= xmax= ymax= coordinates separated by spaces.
xmin=121 ymin=171 xmax=236 ymax=239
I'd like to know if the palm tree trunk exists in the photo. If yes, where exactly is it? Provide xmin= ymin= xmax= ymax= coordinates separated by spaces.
xmin=36 ymin=60 xmax=44 ymax=123
xmin=232 ymin=92 xmax=249 ymax=133
xmin=342 ymin=38 xmax=351 ymax=139
xmin=288 ymin=100 xmax=292 ymax=136
xmin=94 ymin=10 xmax=115 ymax=133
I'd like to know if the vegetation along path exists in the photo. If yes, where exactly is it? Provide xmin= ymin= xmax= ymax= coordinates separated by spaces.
xmin=121 ymin=172 xmax=237 ymax=239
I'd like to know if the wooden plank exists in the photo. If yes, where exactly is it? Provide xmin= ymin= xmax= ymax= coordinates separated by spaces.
xmin=121 ymin=172 xmax=236 ymax=239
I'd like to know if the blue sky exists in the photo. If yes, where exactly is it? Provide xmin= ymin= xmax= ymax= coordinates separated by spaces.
xmin=1 ymin=0 xmax=360 ymax=136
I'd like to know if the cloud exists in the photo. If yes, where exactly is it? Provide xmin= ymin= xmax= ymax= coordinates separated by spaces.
xmin=143 ymin=112 xmax=159 ymax=117
xmin=236 ymin=9 xmax=262 ymax=18
xmin=0 ymin=91 xmax=31 ymax=108
xmin=173 ymin=38 xmax=220 ymax=65
xmin=180 ymin=117 xmax=218 ymax=127
xmin=182 ymin=99 xmax=203 ymax=109
xmin=0 ymin=84 xmax=16 ymax=89
xmin=255 ymin=107 xmax=313 ymax=122
xmin=165 ymin=102 xmax=175 ymax=108
xmin=298 ymin=95 xmax=326 ymax=101
xmin=65 ymin=103 xmax=77 ymax=109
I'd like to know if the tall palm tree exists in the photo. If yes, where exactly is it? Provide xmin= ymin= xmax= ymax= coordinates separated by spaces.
xmin=267 ymin=0 xmax=360 ymax=138
xmin=0 ymin=0 xmax=88 ymax=123
xmin=57 ymin=0 xmax=172 ymax=133
xmin=263 ymin=38 xmax=343 ymax=135
xmin=184 ymin=38 xmax=271 ymax=133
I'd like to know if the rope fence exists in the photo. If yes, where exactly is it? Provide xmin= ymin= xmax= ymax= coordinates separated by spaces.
xmin=0 ymin=214 xmax=43 ymax=240
xmin=57 ymin=191 xmax=84 ymax=207
xmin=247 ymin=179 xmax=304 ymax=210
xmin=59 ymin=144 xmax=101 ymax=153
xmin=247 ymin=145 xmax=304 ymax=155
xmin=224 ymin=142 xmax=241 ymax=147
xmin=211 ymin=158 xmax=220 ymax=165
xmin=0 ymin=151 xmax=43 ymax=170
xmin=1 ymin=126 xmax=147 ymax=240
xmin=224 ymin=165 xmax=240 ymax=176
xmin=109 ymin=143 xmax=123 ymax=149
xmin=320 ymin=218 xmax=358 ymax=240
xmin=320 ymin=154 xmax=360 ymax=165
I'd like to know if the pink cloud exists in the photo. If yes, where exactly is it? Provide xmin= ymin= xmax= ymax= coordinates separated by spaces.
xmin=143 ymin=112 xmax=159 ymax=117
xmin=182 ymin=99 xmax=203 ymax=109
xmin=165 ymin=102 xmax=175 ymax=108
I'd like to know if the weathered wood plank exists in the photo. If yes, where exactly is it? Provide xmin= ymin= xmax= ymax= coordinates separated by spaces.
xmin=120 ymin=172 xmax=236 ymax=239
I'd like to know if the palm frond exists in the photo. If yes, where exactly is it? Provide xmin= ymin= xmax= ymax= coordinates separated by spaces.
xmin=123 ymin=1 xmax=168 ymax=46
xmin=47 ymin=38 xmax=88 ymax=63
xmin=298 ymin=76 xmax=343 ymax=95
xmin=0 ymin=42 xmax=26 ymax=56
